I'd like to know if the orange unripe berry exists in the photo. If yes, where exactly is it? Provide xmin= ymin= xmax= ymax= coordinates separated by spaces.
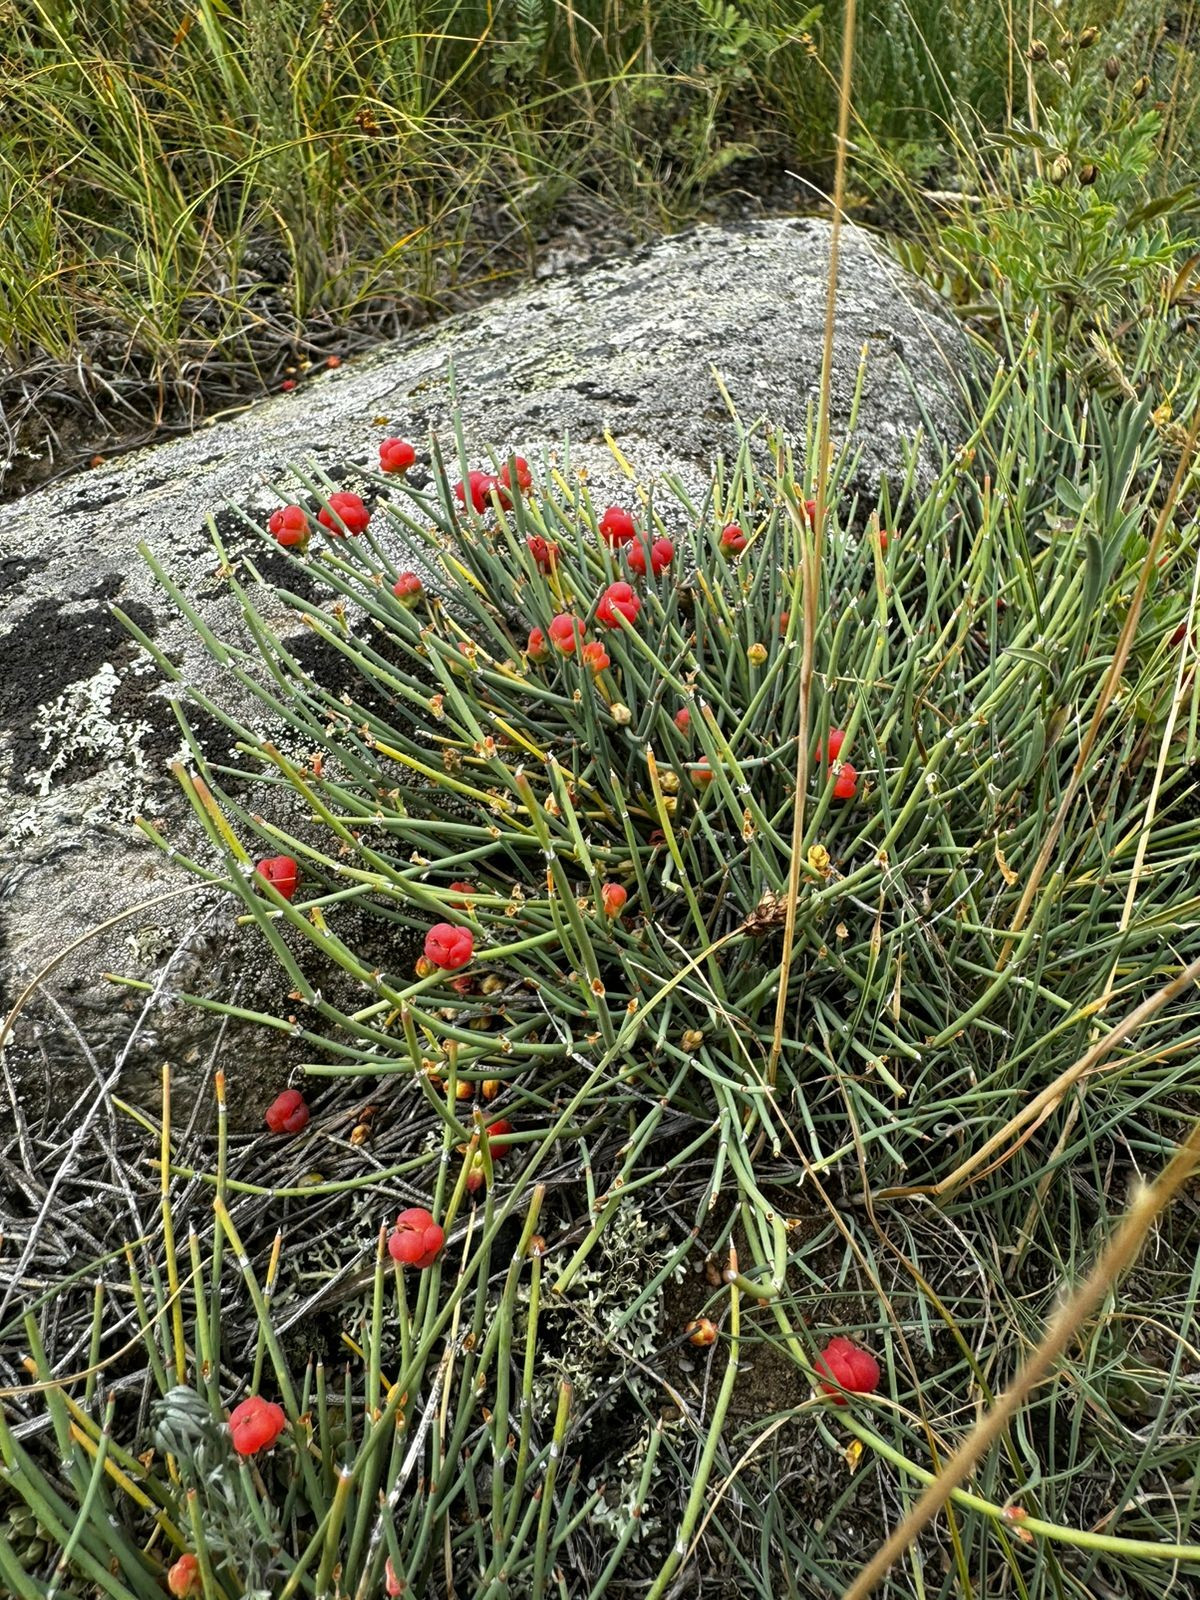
xmin=601 ymin=881 xmax=628 ymax=917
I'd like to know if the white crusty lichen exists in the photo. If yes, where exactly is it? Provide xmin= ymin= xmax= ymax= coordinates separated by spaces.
xmin=26 ymin=655 xmax=181 ymax=820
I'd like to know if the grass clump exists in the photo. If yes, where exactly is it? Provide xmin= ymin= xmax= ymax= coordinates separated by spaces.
xmin=8 ymin=1 xmax=1185 ymax=489
xmin=0 ymin=0 xmax=824 ymax=485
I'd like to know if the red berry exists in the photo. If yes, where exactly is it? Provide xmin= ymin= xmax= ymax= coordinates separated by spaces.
xmin=804 ymin=498 xmax=818 ymax=524
xmin=674 ymin=706 xmax=691 ymax=734
xmin=486 ymin=1118 xmax=514 ymax=1155
xmin=318 ymin=491 xmax=370 ymax=536
xmin=326 ymin=354 xmax=342 ymax=369
xmin=527 ymin=536 xmax=559 ymax=573
xmin=499 ymin=456 xmax=533 ymax=493
xmin=280 ymin=379 xmax=297 ymax=392
xmin=719 ymin=523 xmax=747 ymax=557
xmin=379 ymin=438 xmax=416 ymax=474
xmin=393 ymin=571 xmax=424 ymax=608
xmin=780 ymin=611 xmax=790 ymax=635
xmin=455 ymin=472 xmax=509 ymax=513
xmin=596 ymin=582 xmax=640 ymax=629
xmin=385 ymin=1558 xmax=403 ymax=1596
xmin=878 ymin=529 xmax=890 ymax=552
xmin=549 ymin=614 xmax=584 ymax=655
xmin=601 ymin=881 xmax=627 ymax=917
xmin=228 ymin=1395 xmax=287 ymax=1455
xmin=627 ymin=537 xmax=674 ymax=576
xmin=691 ymin=757 xmax=714 ymax=786
xmin=255 ymin=855 xmax=299 ymax=900
xmin=527 ymin=626 xmax=550 ymax=661
xmin=832 ymin=762 xmax=858 ymax=801
xmin=388 ymin=1206 xmax=445 ymax=1269
xmin=264 ymin=1088 xmax=309 ymax=1134
xmin=582 ymin=641 xmax=611 ymax=673
xmin=819 ymin=728 xmax=846 ymax=764
xmin=448 ymin=880 xmax=475 ymax=908
xmin=167 ymin=1555 xmax=202 ymax=1598
xmin=424 ymin=923 xmax=474 ymax=970
xmin=599 ymin=506 xmax=637 ymax=546
xmin=268 ymin=505 xmax=310 ymax=548
xmin=815 ymin=1336 xmax=880 ymax=1403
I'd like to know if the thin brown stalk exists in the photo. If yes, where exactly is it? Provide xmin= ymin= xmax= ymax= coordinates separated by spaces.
xmin=843 ymin=1117 xmax=1200 ymax=1600
xmin=767 ymin=0 xmax=856 ymax=1089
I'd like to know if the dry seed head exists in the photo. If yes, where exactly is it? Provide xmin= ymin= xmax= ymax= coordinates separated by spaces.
xmin=681 ymin=1029 xmax=705 ymax=1051
xmin=1027 ymin=37 xmax=1048 ymax=60
xmin=1078 ymin=25 xmax=1098 ymax=47
xmin=659 ymin=769 xmax=680 ymax=793
xmin=744 ymin=888 xmax=788 ymax=935
xmin=1079 ymin=162 xmax=1098 ymax=186
xmin=1132 ymin=73 xmax=1150 ymax=98
xmin=1049 ymin=153 xmax=1071 ymax=185
xmin=1104 ymin=55 xmax=1119 ymax=80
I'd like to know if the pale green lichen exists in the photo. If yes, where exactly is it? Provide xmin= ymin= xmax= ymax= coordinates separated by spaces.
xmin=26 ymin=655 xmax=178 ymax=820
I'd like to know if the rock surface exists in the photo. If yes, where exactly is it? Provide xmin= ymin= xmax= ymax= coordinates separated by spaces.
xmin=0 ymin=217 xmax=969 ymax=1119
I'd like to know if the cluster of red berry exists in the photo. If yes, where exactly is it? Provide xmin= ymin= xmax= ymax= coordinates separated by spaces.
xmin=454 ymin=455 xmax=532 ymax=513
xmin=214 ymin=449 xmax=886 ymax=1513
